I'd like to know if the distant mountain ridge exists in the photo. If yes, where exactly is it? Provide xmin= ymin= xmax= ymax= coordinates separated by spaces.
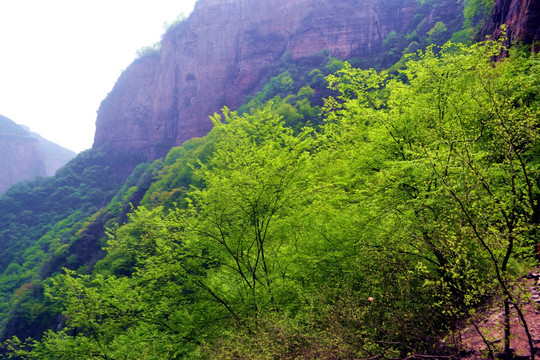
xmin=0 ymin=114 xmax=75 ymax=193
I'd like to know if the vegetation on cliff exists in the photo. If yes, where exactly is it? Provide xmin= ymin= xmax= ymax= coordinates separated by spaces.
xmin=3 ymin=37 xmax=538 ymax=358
xmin=0 ymin=149 xmax=146 ymax=342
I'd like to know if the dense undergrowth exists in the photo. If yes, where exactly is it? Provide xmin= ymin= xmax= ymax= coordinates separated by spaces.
xmin=2 ymin=38 xmax=539 ymax=358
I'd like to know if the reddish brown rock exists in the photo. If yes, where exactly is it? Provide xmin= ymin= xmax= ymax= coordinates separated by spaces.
xmin=481 ymin=0 xmax=540 ymax=47
xmin=94 ymin=0 xmax=540 ymax=160
xmin=94 ymin=55 xmax=161 ymax=156
xmin=93 ymin=0 xmax=420 ymax=159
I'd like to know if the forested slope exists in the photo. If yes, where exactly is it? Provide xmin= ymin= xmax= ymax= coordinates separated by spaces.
xmin=0 ymin=149 xmax=146 ymax=342
xmin=4 ymin=38 xmax=539 ymax=359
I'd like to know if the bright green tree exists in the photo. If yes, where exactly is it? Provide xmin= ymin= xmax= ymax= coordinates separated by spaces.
xmin=325 ymin=40 xmax=540 ymax=357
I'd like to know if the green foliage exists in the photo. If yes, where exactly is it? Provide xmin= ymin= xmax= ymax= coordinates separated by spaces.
xmin=463 ymin=0 xmax=494 ymax=27
xmin=237 ymin=51 xmax=342 ymax=110
xmin=325 ymin=40 xmax=539 ymax=353
xmin=450 ymin=27 xmax=476 ymax=44
xmin=453 ymin=0 xmax=495 ymax=44
xmin=374 ymin=0 xmax=466 ymax=67
xmin=236 ymin=52 xmax=340 ymax=134
xmin=4 ymin=38 xmax=540 ymax=359
xmin=135 ymin=43 xmax=161 ymax=59
xmin=0 ymin=148 xmax=145 ymax=341
xmin=141 ymin=135 xmax=218 ymax=211
xmin=427 ymin=21 xmax=448 ymax=45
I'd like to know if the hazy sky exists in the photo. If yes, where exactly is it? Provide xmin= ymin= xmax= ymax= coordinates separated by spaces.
xmin=0 ymin=0 xmax=197 ymax=153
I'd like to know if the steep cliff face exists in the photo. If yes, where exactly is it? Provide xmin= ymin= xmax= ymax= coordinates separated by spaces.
xmin=481 ymin=0 xmax=540 ymax=46
xmin=93 ymin=0 xmax=540 ymax=160
xmin=94 ymin=0 xmax=421 ymax=159
xmin=0 ymin=115 xmax=75 ymax=193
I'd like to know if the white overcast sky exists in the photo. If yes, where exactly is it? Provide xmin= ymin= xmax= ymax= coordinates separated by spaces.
xmin=0 ymin=1 xmax=197 ymax=153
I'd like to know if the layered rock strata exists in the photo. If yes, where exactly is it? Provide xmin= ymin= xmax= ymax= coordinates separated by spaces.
xmin=93 ymin=0 xmax=419 ymax=159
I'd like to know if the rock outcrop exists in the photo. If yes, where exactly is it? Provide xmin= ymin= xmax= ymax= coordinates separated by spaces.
xmin=0 ymin=115 xmax=75 ymax=193
xmin=94 ymin=0 xmax=423 ymax=159
xmin=94 ymin=0 xmax=540 ymax=160
xmin=481 ymin=0 xmax=540 ymax=47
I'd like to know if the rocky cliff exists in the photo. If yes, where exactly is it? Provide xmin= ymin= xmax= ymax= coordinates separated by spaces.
xmin=94 ymin=0 xmax=425 ymax=159
xmin=93 ymin=0 xmax=540 ymax=160
xmin=481 ymin=0 xmax=540 ymax=47
xmin=0 ymin=115 xmax=75 ymax=193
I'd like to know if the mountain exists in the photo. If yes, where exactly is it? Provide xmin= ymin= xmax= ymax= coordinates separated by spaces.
xmin=93 ymin=0 xmax=464 ymax=160
xmin=93 ymin=0 xmax=540 ymax=163
xmin=1 ymin=0 xmax=539 ymax=357
xmin=0 ymin=115 xmax=75 ymax=193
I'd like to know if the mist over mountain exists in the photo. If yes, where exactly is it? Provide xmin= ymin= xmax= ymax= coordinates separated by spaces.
xmin=0 ymin=115 xmax=75 ymax=193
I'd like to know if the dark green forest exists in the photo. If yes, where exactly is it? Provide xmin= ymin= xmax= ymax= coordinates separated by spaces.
xmin=1 ymin=0 xmax=539 ymax=358
xmin=0 ymin=149 xmax=147 ymax=340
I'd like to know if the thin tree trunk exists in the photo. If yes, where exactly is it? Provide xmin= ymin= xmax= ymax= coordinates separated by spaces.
xmin=504 ymin=298 xmax=511 ymax=356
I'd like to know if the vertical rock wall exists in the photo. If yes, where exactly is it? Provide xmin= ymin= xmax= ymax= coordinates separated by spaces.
xmin=93 ymin=0 xmax=418 ymax=159
xmin=481 ymin=0 xmax=540 ymax=47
